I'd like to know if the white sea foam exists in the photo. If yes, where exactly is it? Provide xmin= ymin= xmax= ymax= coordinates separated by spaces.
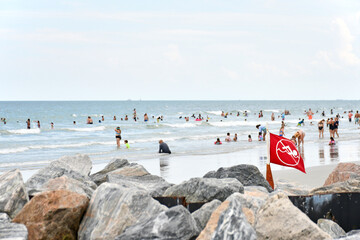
xmin=0 ymin=141 xmax=115 ymax=155
xmin=205 ymin=111 xmax=223 ymax=116
xmin=72 ymin=114 xmax=77 ymax=117
xmin=65 ymin=126 xmax=106 ymax=132
xmin=264 ymin=109 xmax=280 ymax=113
xmin=7 ymin=129 xmax=41 ymax=135
xmin=163 ymin=123 xmax=198 ymax=128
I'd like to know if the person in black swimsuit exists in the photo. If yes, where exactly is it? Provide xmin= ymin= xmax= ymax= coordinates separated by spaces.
xmin=26 ymin=119 xmax=31 ymax=129
xmin=329 ymin=118 xmax=335 ymax=138
xmin=334 ymin=117 xmax=339 ymax=138
xmin=318 ymin=120 xmax=324 ymax=138
xmin=115 ymin=127 xmax=121 ymax=147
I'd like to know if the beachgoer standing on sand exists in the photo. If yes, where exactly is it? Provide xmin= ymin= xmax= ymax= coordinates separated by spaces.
xmin=26 ymin=119 xmax=31 ymax=129
xmin=115 ymin=127 xmax=121 ymax=147
xmin=225 ymin=133 xmax=231 ymax=142
xmin=293 ymin=130 xmax=305 ymax=147
xmin=159 ymin=140 xmax=171 ymax=154
xmin=318 ymin=120 xmax=324 ymax=138
xmin=256 ymin=124 xmax=267 ymax=141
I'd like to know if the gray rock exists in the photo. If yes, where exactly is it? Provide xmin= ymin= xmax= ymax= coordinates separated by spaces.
xmin=192 ymin=199 xmax=222 ymax=231
xmin=26 ymin=154 xmax=92 ymax=196
xmin=78 ymin=183 xmax=167 ymax=240
xmin=106 ymin=163 xmax=150 ymax=177
xmin=244 ymin=186 xmax=270 ymax=200
xmin=0 ymin=220 xmax=28 ymax=240
xmin=163 ymin=177 xmax=243 ymax=203
xmin=107 ymin=173 xmax=172 ymax=197
xmin=317 ymin=218 xmax=346 ymax=238
xmin=311 ymin=176 xmax=360 ymax=195
xmin=90 ymin=159 xmax=130 ymax=185
xmin=336 ymin=230 xmax=360 ymax=240
xmin=0 ymin=169 xmax=29 ymax=218
xmin=0 ymin=213 xmax=10 ymax=222
xmin=116 ymin=205 xmax=199 ymax=240
xmin=203 ymin=164 xmax=273 ymax=192
xmin=275 ymin=179 xmax=311 ymax=196
xmin=41 ymin=175 xmax=96 ymax=199
xmin=197 ymin=193 xmax=257 ymax=240
xmin=0 ymin=213 xmax=27 ymax=240
xmin=255 ymin=192 xmax=332 ymax=240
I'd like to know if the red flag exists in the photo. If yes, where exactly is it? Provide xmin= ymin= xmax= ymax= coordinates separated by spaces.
xmin=269 ymin=133 xmax=306 ymax=173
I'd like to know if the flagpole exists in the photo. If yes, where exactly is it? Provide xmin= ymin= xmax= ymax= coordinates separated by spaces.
xmin=265 ymin=123 xmax=274 ymax=189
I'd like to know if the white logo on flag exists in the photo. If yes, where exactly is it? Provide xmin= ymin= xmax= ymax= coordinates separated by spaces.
xmin=275 ymin=139 xmax=300 ymax=166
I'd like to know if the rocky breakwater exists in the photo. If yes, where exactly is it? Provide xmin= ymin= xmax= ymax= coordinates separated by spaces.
xmin=3 ymin=154 xmax=360 ymax=240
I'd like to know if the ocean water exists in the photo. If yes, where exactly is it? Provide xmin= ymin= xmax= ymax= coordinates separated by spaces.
xmin=1 ymin=100 xmax=360 ymax=179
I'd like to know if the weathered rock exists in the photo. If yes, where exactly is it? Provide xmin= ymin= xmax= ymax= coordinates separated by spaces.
xmin=255 ymin=192 xmax=332 ymax=240
xmin=244 ymin=186 xmax=269 ymax=200
xmin=107 ymin=173 xmax=172 ymax=197
xmin=0 ymin=169 xmax=29 ymax=218
xmin=203 ymin=164 xmax=273 ymax=192
xmin=275 ymin=179 xmax=311 ymax=196
xmin=0 ymin=213 xmax=10 ymax=222
xmin=192 ymin=199 xmax=222 ymax=231
xmin=90 ymin=159 xmax=130 ymax=185
xmin=26 ymin=154 xmax=92 ymax=197
xmin=107 ymin=163 xmax=149 ymax=177
xmin=317 ymin=218 xmax=346 ymax=238
xmin=197 ymin=193 xmax=257 ymax=240
xmin=0 ymin=216 xmax=28 ymax=240
xmin=235 ymin=190 xmax=267 ymax=227
xmin=311 ymin=175 xmax=360 ymax=195
xmin=13 ymin=189 xmax=89 ymax=240
xmin=78 ymin=183 xmax=167 ymax=240
xmin=324 ymin=163 xmax=360 ymax=186
xmin=337 ymin=230 xmax=360 ymax=240
xmin=41 ymin=175 xmax=96 ymax=199
xmin=116 ymin=205 xmax=199 ymax=240
xmin=163 ymin=177 xmax=243 ymax=203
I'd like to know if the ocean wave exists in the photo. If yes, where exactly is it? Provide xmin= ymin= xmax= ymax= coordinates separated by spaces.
xmin=205 ymin=111 xmax=222 ymax=116
xmin=65 ymin=126 xmax=106 ymax=132
xmin=163 ymin=123 xmax=199 ymax=128
xmin=264 ymin=109 xmax=280 ymax=113
xmin=0 ymin=141 xmax=114 ymax=155
xmin=72 ymin=114 xmax=77 ymax=117
xmin=7 ymin=129 xmax=41 ymax=135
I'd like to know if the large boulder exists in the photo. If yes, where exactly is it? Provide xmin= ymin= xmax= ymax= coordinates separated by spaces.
xmin=90 ymin=159 xmax=130 ymax=185
xmin=311 ymin=175 xmax=360 ymax=195
xmin=0 ymin=213 xmax=28 ymax=240
xmin=275 ymin=179 xmax=310 ymax=196
xmin=192 ymin=199 xmax=222 ymax=231
xmin=197 ymin=193 xmax=257 ymax=240
xmin=26 ymin=154 xmax=92 ymax=197
xmin=254 ymin=192 xmax=332 ymax=240
xmin=203 ymin=164 xmax=273 ymax=192
xmin=13 ymin=189 xmax=89 ymax=240
xmin=78 ymin=183 xmax=167 ymax=240
xmin=163 ymin=177 xmax=243 ymax=203
xmin=0 ymin=169 xmax=29 ymax=218
xmin=324 ymin=163 xmax=360 ymax=186
xmin=116 ymin=205 xmax=199 ymax=240
xmin=317 ymin=218 xmax=346 ymax=238
xmin=244 ymin=186 xmax=269 ymax=200
xmin=41 ymin=175 xmax=96 ymax=199
xmin=107 ymin=173 xmax=172 ymax=197
xmin=107 ymin=163 xmax=149 ymax=177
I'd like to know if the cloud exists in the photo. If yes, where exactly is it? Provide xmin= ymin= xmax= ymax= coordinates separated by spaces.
xmin=333 ymin=18 xmax=360 ymax=66
xmin=221 ymin=67 xmax=239 ymax=80
xmin=163 ymin=44 xmax=182 ymax=63
xmin=311 ymin=50 xmax=340 ymax=69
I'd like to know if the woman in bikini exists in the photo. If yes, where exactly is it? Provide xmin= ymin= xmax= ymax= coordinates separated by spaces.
xmin=115 ymin=127 xmax=121 ymax=147
xmin=318 ymin=120 xmax=324 ymax=138
xmin=292 ymin=130 xmax=305 ymax=147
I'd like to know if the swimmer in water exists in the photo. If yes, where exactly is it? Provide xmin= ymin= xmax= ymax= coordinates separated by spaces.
xmin=51 ymin=122 xmax=54 ymax=129
xmin=248 ymin=135 xmax=252 ymax=142
xmin=318 ymin=120 xmax=324 ymax=138
xmin=115 ymin=127 xmax=121 ymax=147
xmin=279 ymin=127 xmax=284 ymax=137
xmin=225 ymin=133 xmax=231 ymax=142
xmin=233 ymin=133 xmax=238 ymax=142
xmin=256 ymin=124 xmax=266 ymax=141
xmin=329 ymin=137 xmax=335 ymax=145
xmin=87 ymin=116 xmax=93 ymax=124
xmin=124 ymin=140 xmax=130 ymax=149
xmin=214 ymin=138 xmax=222 ymax=145
xmin=26 ymin=119 xmax=31 ymax=129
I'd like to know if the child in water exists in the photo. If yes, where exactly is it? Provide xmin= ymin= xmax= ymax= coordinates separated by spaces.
xmin=258 ymin=132 xmax=263 ymax=141
xmin=329 ymin=137 xmax=335 ymax=146
xmin=214 ymin=138 xmax=222 ymax=145
xmin=124 ymin=140 xmax=130 ymax=149
xmin=248 ymin=135 xmax=252 ymax=142
xmin=279 ymin=127 xmax=284 ymax=137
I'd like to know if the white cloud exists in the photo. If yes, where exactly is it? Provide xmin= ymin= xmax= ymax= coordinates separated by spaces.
xmin=311 ymin=50 xmax=340 ymax=69
xmin=333 ymin=18 xmax=360 ymax=65
xmin=163 ymin=44 xmax=182 ymax=63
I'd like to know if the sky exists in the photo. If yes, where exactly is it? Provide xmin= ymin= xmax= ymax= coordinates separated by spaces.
xmin=0 ymin=0 xmax=359 ymax=100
